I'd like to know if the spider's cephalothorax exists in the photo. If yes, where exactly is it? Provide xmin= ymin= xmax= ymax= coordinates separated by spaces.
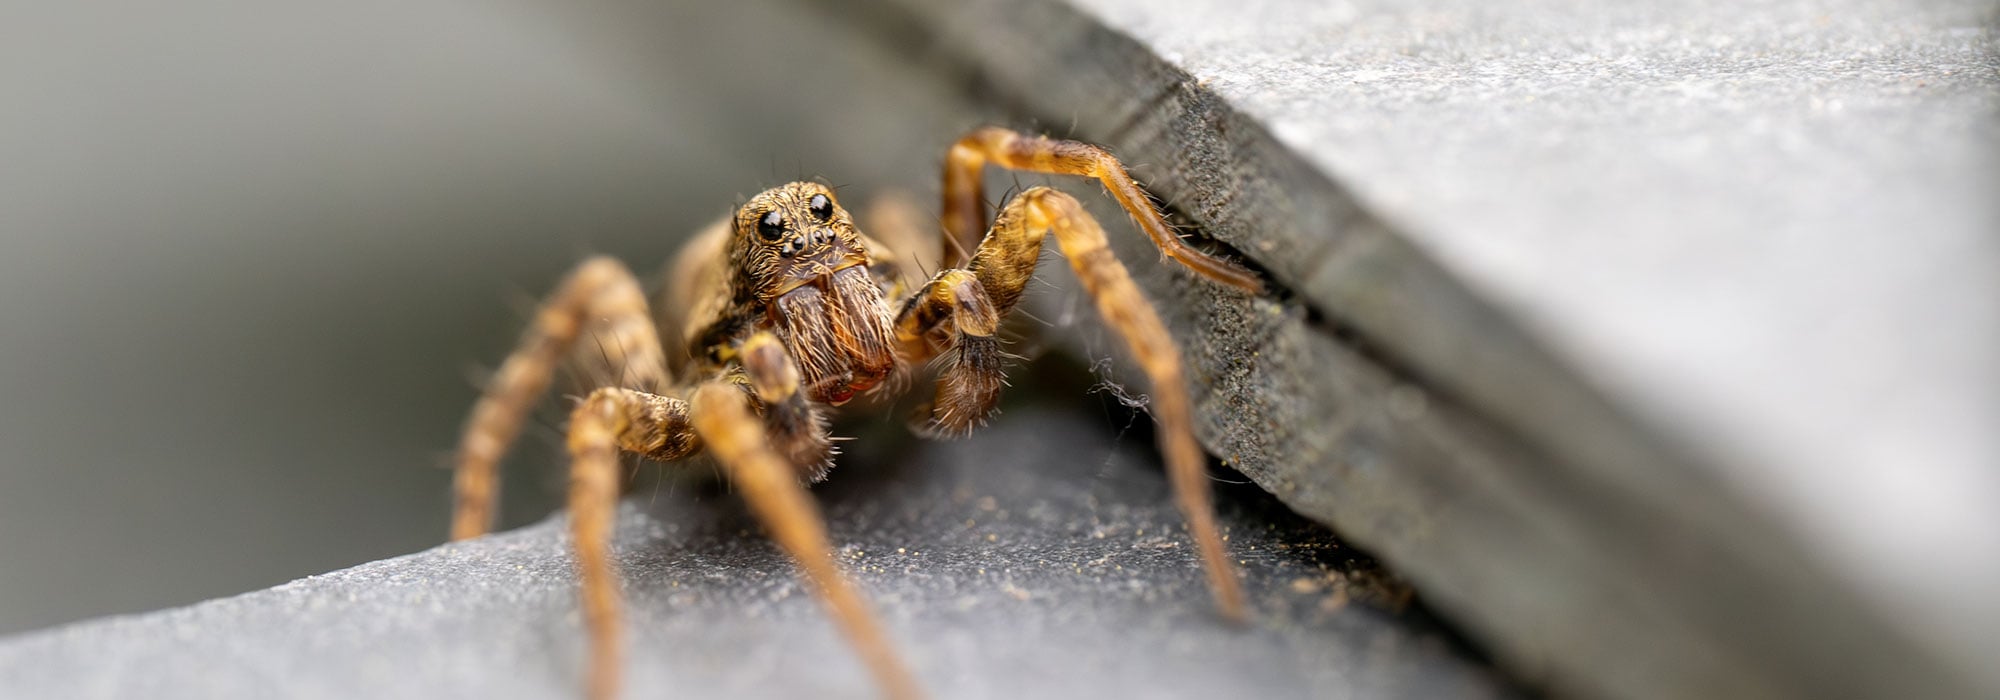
xmin=448 ymin=127 xmax=1264 ymax=700
xmin=720 ymin=183 xmax=897 ymax=407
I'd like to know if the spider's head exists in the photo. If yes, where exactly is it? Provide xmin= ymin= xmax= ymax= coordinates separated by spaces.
xmin=731 ymin=182 xmax=869 ymax=301
xmin=729 ymin=182 xmax=897 ymax=404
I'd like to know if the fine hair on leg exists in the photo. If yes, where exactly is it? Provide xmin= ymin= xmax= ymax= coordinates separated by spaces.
xmin=564 ymin=385 xmax=701 ymax=700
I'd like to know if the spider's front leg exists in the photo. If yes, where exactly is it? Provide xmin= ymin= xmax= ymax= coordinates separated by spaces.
xmin=692 ymin=333 xmax=922 ymax=700
xmin=911 ymin=175 xmax=1251 ymax=622
xmin=564 ymin=335 xmax=917 ymax=700
xmin=565 ymin=386 xmax=697 ymax=700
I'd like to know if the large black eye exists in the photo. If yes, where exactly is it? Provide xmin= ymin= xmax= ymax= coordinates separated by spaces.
xmin=756 ymin=210 xmax=784 ymax=241
xmin=807 ymin=193 xmax=833 ymax=222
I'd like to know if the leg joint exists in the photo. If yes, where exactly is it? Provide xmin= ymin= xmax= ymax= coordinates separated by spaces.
xmin=896 ymin=269 xmax=1001 ymax=352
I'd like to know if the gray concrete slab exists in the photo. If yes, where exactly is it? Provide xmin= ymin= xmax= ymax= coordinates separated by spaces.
xmin=1073 ymin=1 xmax=2000 ymax=642
xmin=863 ymin=1 xmax=2000 ymax=698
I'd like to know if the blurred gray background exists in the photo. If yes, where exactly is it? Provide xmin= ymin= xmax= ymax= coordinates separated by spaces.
xmin=0 ymin=0 xmax=1004 ymax=634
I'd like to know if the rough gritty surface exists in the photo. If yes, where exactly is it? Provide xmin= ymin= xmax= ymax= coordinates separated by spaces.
xmin=0 ymin=402 xmax=1519 ymax=700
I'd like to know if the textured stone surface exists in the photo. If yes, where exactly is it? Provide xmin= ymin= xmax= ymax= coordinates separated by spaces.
xmin=0 ymin=403 xmax=1518 ymax=700
xmin=1072 ymin=1 xmax=2000 ymax=647
xmin=860 ymin=1 xmax=2000 ymax=699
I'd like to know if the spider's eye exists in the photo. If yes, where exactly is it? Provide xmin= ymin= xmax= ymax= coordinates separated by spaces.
xmin=807 ymin=193 xmax=834 ymax=222
xmin=756 ymin=210 xmax=785 ymax=241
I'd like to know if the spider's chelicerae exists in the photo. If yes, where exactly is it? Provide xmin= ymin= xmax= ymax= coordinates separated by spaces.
xmin=447 ymin=127 xmax=1264 ymax=700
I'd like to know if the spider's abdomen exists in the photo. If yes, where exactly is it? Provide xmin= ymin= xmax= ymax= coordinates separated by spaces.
xmin=770 ymin=265 xmax=898 ymax=405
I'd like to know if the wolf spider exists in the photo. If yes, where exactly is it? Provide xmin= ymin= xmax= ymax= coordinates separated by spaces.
xmin=446 ymin=127 xmax=1265 ymax=699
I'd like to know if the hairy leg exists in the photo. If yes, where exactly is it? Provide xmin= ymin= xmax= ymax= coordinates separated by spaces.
xmin=565 ymin=386 xmax=700 ymax=700
xmin=940 ymin=126 xmax=1263 ymax=294
xmin=452 ymin=257 xmax=670 ymax=540
xmin=919 ymin=186 xmax=1248 ymax=622
xmin=690 ymin=381 xmax=923 ymax=700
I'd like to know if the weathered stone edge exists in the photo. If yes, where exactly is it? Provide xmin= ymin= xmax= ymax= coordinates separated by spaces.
xmin=825 ymin=1 xmax=1995 ymax=699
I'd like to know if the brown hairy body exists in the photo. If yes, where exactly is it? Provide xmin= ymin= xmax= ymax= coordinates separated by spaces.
xmin=446 ymin=127 xmax=1263 ymax=700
